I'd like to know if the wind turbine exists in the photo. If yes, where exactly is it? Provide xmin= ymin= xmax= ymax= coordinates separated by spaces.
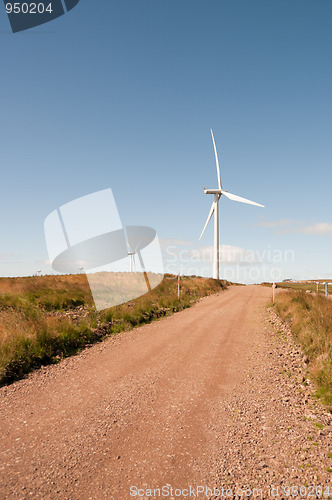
xmin=199 ymin=129 xmax=265 ymax=280
xmin=125 ymin=226 xmax=155 ymax=291
xmin=126 ymin=239 xmax=152 ymax=291
xmin=127 ymin=242 xmax=138 ymax=273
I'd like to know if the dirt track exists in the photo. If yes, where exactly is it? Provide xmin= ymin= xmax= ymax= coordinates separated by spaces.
xmin=1 ymin=285 xmax=331 ymax=499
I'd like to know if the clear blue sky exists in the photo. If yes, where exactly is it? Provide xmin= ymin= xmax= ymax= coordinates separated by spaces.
xmin=0 ymin=0 xmax=331 ymax=282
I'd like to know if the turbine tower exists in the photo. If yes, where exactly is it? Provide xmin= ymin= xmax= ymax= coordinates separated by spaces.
xmin=199 ymin=129 xmax=265 ymax=280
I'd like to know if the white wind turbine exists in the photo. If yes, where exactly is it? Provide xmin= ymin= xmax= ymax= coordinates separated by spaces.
xmin=199 ymin=129 xmax=265 ymax=280
xmin=127 ymin=242 xmax=138 ymax=273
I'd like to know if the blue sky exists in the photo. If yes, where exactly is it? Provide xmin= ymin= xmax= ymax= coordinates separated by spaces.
xmin=0 ymin=0 xmax=331 ymax=282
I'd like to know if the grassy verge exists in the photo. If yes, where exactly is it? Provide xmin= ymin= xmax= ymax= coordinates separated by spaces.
xmin=262 ymin=281 xmax=332 ymax=295
xmin=273 ymin=290 xmax=332 ymax=408
xmin=0 ymin=274 xmax=227 ymax=386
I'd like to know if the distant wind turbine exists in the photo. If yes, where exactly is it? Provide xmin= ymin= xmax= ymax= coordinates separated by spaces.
xmin=199 ymin=129 xmax=265 ymax=280
xmin=127 ymin=242 xmax=139 ymax=273
xmin=125 ymin=227 xmax=153 ymax=292
xmin=127 ymin=242 xmax=152 ymax=291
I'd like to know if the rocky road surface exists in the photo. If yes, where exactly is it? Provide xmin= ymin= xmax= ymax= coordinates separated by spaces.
xmin=1 ymin=285 xmax=332 ymax=499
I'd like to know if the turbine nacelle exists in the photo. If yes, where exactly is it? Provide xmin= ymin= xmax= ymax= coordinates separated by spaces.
xmin=204 ymin=189 xmax=222 ymax=195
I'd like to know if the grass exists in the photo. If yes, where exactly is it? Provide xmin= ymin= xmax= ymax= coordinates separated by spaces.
xmin=273 ymin=290 xmax=332 ymax=408
xmin=263 ymin=281 xmax=332 ymax=295
xmin=0 ymin=273 xmax=227 ymax=386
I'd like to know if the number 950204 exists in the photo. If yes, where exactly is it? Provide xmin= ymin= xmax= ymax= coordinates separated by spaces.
xmin=5 ymin=3 xmax=53 ymax=14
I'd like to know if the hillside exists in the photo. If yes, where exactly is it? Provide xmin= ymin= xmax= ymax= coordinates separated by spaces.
xmin=0 ymin=273 xmax=227 ymax=386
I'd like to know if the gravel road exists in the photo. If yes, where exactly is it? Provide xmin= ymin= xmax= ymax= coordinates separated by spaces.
xmin=1 ymin=285 xmax=331 ymax=499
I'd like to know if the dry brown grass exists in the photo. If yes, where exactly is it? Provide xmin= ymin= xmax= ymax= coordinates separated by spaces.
xmin=0 ymin=274 xmax=227 ymax=385
xmin=274 ymin=290 xmax=332 ymax=408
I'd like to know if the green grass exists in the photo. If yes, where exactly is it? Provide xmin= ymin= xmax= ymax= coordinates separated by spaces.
xmin=0 ymin=273 xmax=227 ymax=386
xmin=273 ymin=290 xmax=332 ymax=408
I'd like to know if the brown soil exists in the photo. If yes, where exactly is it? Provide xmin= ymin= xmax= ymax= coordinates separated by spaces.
xmin=1 ymin=285 xmax=331 ymax=499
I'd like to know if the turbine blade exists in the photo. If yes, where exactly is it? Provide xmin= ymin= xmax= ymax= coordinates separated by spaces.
xmin=222 ymin=190 xmax=264 ymax=207
xmin=211 ymin=129 xmax=222 ymax=191
xmin=199 ymin=201 xmax=215 ymax=240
